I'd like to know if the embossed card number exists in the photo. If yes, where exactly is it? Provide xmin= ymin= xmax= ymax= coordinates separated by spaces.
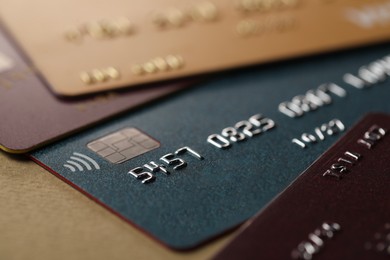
xmin=207 ymin=114 xmax=276 ymax=149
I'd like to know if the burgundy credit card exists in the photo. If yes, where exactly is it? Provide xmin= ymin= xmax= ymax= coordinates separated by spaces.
xmin=214 ymin=113 xmax=390 ymax=260
xmin=0 ymin=27 xmax=190 ymax=153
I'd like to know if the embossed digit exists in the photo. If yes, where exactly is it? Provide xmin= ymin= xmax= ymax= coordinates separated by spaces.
xmin=160 ymin=153 xmax=187 ymax=170
xmin=207 ymin=134 xmax=230 ymax=149
xmin=235 ymin=120 xmax=261 ymax=137
xmin=250 ymin=114 xmax=276 ymax=132
xmin=128 ymin=167 xmax=155 ymax=184
xmin=222 ymin=127 xmax=246 ymax=142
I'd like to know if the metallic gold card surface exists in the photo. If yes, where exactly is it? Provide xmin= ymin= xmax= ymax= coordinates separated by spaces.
xmin=1 ymin=0 xmax=390 ymax=96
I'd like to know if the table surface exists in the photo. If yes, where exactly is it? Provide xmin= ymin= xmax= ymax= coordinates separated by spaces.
xmin=0 ymin=151 xmax=235 ymax=260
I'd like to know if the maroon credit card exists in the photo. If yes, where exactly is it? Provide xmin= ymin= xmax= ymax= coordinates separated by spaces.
xmin=0 ymin=27 xmax=191 ymax=153
xmin=214 ymin=113 xmax=390 ymax=260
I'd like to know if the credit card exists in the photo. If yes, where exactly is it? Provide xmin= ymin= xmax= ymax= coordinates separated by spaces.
xmin=213 ymin=113 xmax=390 ymax=260
xmin=1 ymin=0 xmax=390 ymax=96
xmin=31 ymin=43 xmax=390 ymax=249
xmin=0 ymin=28 xmax=190 ymax=153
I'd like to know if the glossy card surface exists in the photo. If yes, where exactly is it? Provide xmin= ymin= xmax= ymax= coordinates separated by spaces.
xmin=32 ymin=43 xmax=390 ymax=249
xmin=1 ymin=0 xmax=390 ymax=95
xmin=0 ymin=28 xmax=189 ymax=153
xmin=213 ymin=113 xmax=390 ymax=260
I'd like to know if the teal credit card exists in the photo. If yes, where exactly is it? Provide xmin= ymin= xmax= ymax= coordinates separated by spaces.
xmin=31 ymin=44 xmax=390 ymax=249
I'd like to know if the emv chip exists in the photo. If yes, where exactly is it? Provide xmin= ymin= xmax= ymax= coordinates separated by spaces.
xmin=87 ymin=128 xmax=159 ymax=164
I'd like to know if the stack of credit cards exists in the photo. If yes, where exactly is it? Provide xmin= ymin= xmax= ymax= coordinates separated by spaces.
xmin=1 ymin=0 xmax=390 ymax=258
xmin=31 ymin=43 xmax=390 ymax=249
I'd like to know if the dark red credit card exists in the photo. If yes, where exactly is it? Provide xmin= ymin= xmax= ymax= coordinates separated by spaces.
xmin=214 ymin=113 xmax=390 ymax=260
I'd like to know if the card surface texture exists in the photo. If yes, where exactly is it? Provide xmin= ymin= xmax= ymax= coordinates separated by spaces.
xmin=1 ymin=0 xmax=390 ymax=95
xmin=0 ymin=28 xmax=189 ymax=153
xmin=213 ymin=113 xmax=390 ymax=260
xmin=31 ymin=43 xmax=390 ymax=249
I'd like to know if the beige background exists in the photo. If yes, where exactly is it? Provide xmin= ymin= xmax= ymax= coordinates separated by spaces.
xmin=0 ymin=151 xmax=235 ymax=260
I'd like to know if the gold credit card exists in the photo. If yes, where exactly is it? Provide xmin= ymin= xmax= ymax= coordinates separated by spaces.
xmin=1 ymin=0 xmax=390 ymax=96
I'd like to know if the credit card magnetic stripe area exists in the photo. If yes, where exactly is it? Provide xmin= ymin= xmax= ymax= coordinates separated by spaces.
xmin=31 ymin=43 xmax=390 ymax=249
xmin=1 ymin=0 xmax=390 ymax=95
xmin=0 ymin=28 xmax=190 ymax=153
xmin=213 ymin=113 xmax=390 ymax=260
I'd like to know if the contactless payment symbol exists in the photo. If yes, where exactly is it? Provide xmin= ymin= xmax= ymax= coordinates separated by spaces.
xmin=63 ymin=152 xmax=100 ymax=172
